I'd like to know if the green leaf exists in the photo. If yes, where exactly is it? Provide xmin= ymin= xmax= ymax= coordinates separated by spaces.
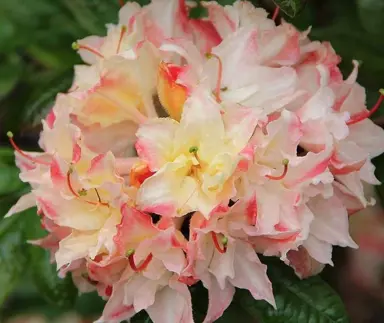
xmin=23 ymin=70 xmax=73 ymax=126
xmin=272 ymin=0 xmax=305 ymax=17
xmin=62 ymin=0 xmax=111 ymax=35
xmin=0 ymin=54 xmax=22 ymax=99
xmin=0 ymin=214 xmax=28 ymax=305
xmin=26 ymin=44 xmax=78 ymax=70
xmin=213 ymin=0 xmax=237 ymax=5
xmin=357 ymin=0 xmax=384 ymax=36
xmin=0 ymin=147 xmax=15 ymax=166
xmin=189 ymin=282 xmax=256 ymax=323
xmin=29 ymin=246 xmax=78 ymax=309
xmin=0 ymin=164 xmax=25 ymax=195
xmin=75 ymin=292 xmax=106 ymax=318
xmin=23 ymin=209 xmax=78 ymax=309
xmin=0 ymin=14 xmax=16 ymax=49
xmin=235 ymin=258 xmax=349 ymax=323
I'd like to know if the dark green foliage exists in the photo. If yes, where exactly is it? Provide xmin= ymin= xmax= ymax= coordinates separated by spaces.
xmin=0 ymin=215 xmax=27 ymax=305
xmin=189 ymin=259 xmax=348 ymax=323
xmin=273 ymin=0 xmax=305 ymax=17
xmin=235 ymin=258 xmax=349 ymax=323
xmin=24 ymin=210 xmax=78 ymax=309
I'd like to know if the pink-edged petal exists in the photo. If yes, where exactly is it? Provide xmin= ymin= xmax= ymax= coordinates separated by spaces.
xmin=219 ymin=65 xmax=299 ymax=117
xmin=286 ymin=246 xmax=326 ymax=279
xmin=176 ymin=89 xmax=225 ymax=161
xmin=330 ymin=141 xmax=367 ymax=175
xmin=118 ymin=1 xmax=141 ymax=26
xmin=80 ymin=120 xmax=138 ymax=156
xmin=189 ymin=17 xmax=222 ymax=53
xmin=5 ymin=192 xmax=36 ymax=218
xmin=55 ymin=231 xmax=99 ymax=269
xmin=284 ymin=141 xmax=332 ymax=188
xmin=307 ymin=195 xmax=358 ymax=248
xmin=136 ymin=118 xmax=179 ymax=171
xmin=297 ymin=86 xmax=335 ymax=122
xmin=359 ymin=160 xmax=381 ymax=185
xmin=201 ymin=275 xmax=235 ymax=323
xmin=96 ymin=284 xmax=135 ymax=323
xmin=134 ymin=228 xmax=187 ymax=275
xmin=114 ymin=204 xmax=158 ymax=254
xmin=87 ymin=257 xmax=128 ymax=286
xmin=87 ymin=151 xmax=121 ymax=185
xmin=335 ymin=172 xmax=371 ymax=207
xmin=338 ymin=82 xmax=366 ymax=115
xmin=209 ymin=239 xmax=236 ymax=289
xmin=203 ymin=1 xmax=273 ymax=39
xmin=303 ymin=234 xmax=333 ymax=266
xmin=77 ymin=36 xmax=105 ymax=65
xmin=221 ymin=104 xmax=259 ymax=151
xmin=348 ymin=119 xmax=384 ymax=158
xmin=159 ymin=38 xmax=204 ymax=72
xmin=202 ymin=2 xmax=236 ymax=38
xmin=333 ymin=181 xmax=364 ymax=215
xmin=56 ymin=200 xmax=111 ymax=231
xmin=229 ymin=241 xmax=275 ymax=307
xmin=133 ymin=276 xmax=165 ymax=313
xmin=147 ymin=277 xmax=194 ymax=323
xmin=50 ymin=156 xmax=67 ymax=187
xmin=136 ymin=158 xmax=198 ymax=217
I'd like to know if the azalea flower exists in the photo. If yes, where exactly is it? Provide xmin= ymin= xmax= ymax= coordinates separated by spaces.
xmin=135 ymin=88 xmax=258 ymax=217
xmin=5 ymin=1 xmax=384 ymax=322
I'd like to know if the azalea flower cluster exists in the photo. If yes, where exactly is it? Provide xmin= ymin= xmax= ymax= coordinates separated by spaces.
xmin=6 ymin=0 xmax=384 ymax=322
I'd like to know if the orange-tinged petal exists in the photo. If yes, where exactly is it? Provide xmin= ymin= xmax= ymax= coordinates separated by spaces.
xmin=130 ymin=162 xmax=154 ymax=188
xmin=157 ymin=61 xmax=188 ymax=121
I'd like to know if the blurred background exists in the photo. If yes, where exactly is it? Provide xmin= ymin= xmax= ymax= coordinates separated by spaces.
xmin=1 ymin=0 xmax=384 ymax=322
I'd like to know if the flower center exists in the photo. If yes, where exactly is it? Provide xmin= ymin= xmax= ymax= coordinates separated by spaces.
xmin=66 ymin=166 xmax=109 ymax=207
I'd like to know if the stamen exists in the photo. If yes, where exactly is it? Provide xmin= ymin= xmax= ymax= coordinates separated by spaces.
xmin=347 ymin=89 xmax=384 ymax=126
xmin=205 ymin=53 xmax=223 ymax=103
xmin=266 ymin=159 xmax=289 ymax=181
xmin=127 ymin=250 xmax=153 ymax=272
xmin=211 ymin=232 xmax=228 ymax=254
xmin=272 ymin=6 xmax=280 ymax=21
xmin=7 ymin=131 xmax=50 ymax=166
xmin=66 ymin=168 xmax=109 ymax=207
xmin=72 ymin=42 xmax=104 ymax=59
xmin=116 ymin=25 xmax=127 ymax=54
xmin=189 ymin=146 xmax=198 ymax=154
xmin=189 ymin=146 xmax=202 ymax=166
xmin=94 ymin=188 xmax=102 ymax=203
xmin=78 ymin=189 xmax=87 ymax=196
